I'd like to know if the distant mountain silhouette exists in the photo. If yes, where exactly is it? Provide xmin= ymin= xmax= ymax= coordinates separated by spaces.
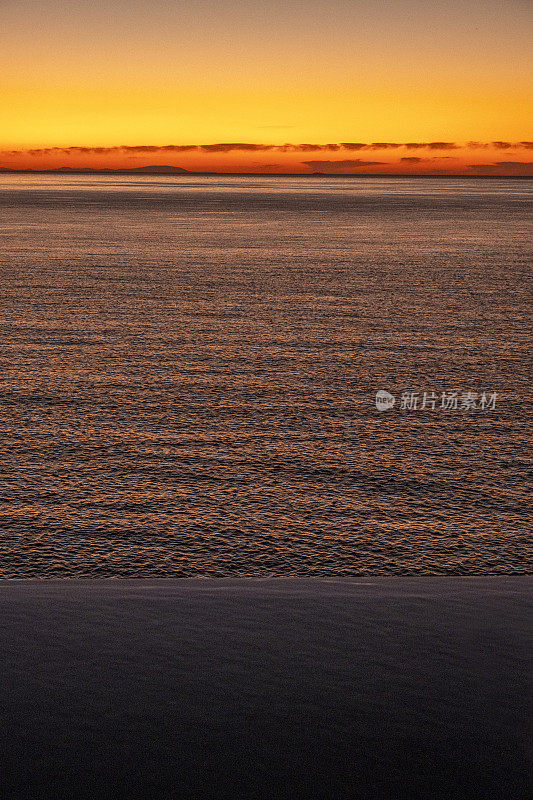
xmin=126 ymin=165 xmax=190 ymax=174
xmin=0 ymin=165 xmax=190 ymax=175
xmin=0 ymin=166 xmax=526 ymax=178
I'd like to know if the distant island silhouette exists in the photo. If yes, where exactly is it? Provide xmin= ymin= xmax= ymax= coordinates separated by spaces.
xmin=0 ymin=166 xmax=529 ymax=178
xmin=0 ymin=165 xmax=191 ymax=175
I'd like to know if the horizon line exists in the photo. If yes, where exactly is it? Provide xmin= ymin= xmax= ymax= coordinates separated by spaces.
xmin=1 ymin=166 xmax=532 ymax=178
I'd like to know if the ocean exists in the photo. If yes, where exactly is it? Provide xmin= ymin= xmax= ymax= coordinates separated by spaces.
xmin=1 ymin=577 xmax=530 ymax=800
xmin=0 ymin=175 xmax=531 ymax=577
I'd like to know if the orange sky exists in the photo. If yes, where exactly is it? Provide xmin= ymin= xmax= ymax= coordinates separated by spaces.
xmin=2 ymin=0 xmax=532 ymax=174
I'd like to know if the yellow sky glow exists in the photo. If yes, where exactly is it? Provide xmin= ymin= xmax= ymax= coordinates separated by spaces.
xmin=2 ymin=0 xmax=532 ymax=173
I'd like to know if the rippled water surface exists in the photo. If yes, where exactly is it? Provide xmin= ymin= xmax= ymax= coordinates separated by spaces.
xmin=0 ymin=175 xmax=531 ymax=576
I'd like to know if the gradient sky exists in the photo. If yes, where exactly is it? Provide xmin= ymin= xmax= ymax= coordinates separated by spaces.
xmin=3 ymin=0 xmax=532 ymax=173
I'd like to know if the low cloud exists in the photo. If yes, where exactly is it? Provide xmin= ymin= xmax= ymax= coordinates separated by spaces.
xmin=198 ymin=143 xmax=342 ymax=153
xmin=469 ymin=161 xmax=533 ymax=175
xmin=9 ymin=145 xmax=198 ymax=156
xmin=200 ymin=143 xmax=275 ymax=152
xmin=404 ymin=142 xmax=458 ymax=150
xmin=400 ymin=157 xmax=424 ymax=163
xmin=0 ymin=141 xmax=461 ymax=157
xmin=328 ymin=142 xmax=457 ymax=151
xmin=339 ymin=143 xmax=367 ymax=150
xmin=124 ymin=145 xmax=198 ymax=152
xmin=302 ymin=160 xmax=385 ymax=171
xmin=278 ymin=144 xmax=340 ymax=152
xmin=2 ymin=141 xmax=532 ymax=161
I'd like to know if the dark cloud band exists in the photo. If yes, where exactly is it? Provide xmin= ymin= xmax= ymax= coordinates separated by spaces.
xmin=4 ymin=141 xmax=530 ymax=157
xmin=469 ymin=162 xmax=533 ymax=175
xmin=302 ymin=160 xmax=385 ymax=170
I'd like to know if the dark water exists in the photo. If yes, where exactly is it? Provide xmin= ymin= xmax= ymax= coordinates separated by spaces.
xmin=0 ymin=176 xmax=531 ymax=577
xmin=2 ymin=578 xmax=531 ymax=800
